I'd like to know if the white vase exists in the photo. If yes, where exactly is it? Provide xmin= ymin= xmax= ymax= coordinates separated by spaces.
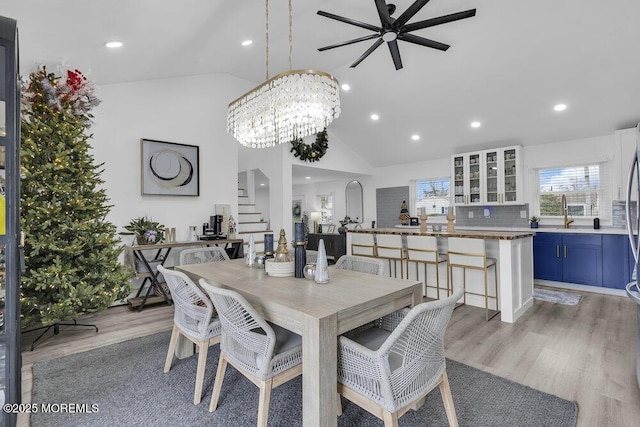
xmin=314 ymin=239 xmax=330 ymax=284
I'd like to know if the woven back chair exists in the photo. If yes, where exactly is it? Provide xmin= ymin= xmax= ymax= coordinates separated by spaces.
xmin=337 ymin=289 xmax=463 ymax=427
xmin=199 ymin=280 xmax=303 ymax=427
xmin=179 ymin=246 xmax=229 ymax=265
xmin=156 ymin=265 xmax=221 ymax=405
xmin=334 ymin=255 xmax=386 ymax=276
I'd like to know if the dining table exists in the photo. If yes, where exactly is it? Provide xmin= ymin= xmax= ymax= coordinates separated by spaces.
xmin=176 ymin=258 xmax=422 ymax=427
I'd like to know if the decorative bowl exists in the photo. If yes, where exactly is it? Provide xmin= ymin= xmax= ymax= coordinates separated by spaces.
xmin=265 ymin=259 xmax=294 ymax=277
xmin=303 ymin=263 xmax=316 ymax=280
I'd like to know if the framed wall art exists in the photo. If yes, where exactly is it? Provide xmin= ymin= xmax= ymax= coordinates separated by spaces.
xmin=141 ymin=138 xmax=199 ymax=196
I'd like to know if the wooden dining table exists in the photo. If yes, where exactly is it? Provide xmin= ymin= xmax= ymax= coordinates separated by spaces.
xmin=176 ymin=258 xmax=422 ymax=427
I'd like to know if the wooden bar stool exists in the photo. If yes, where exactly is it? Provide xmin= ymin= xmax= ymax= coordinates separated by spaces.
xmin=406 ymin=235 xmax=447 ymax=300
xmin=350 ymin=232 xmax=376 ymax=257
xmin=447 ymin=237 xmax=500 ymax=321
xmin=375 ymin=234 xmax=406 ymax=279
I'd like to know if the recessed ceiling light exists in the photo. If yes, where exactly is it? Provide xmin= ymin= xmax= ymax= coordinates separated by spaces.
xmin=341 ymin=83 xmax=350 ymax=91
xmin=241 ymin=40 xmax=253 ymax=47
xmin=470 ymin=121 xmax=481 ymax=128
xmin=260 ymin=183 xmax=265 ymax=186
xmin=305 ymin=176 xmax=311 ymax=180
xmin=104 ymin=40 xmax=123 ymax=49
xmin=411 ymin=134 xmax=420 ymax=141
xmin=370 ymin=114 xmax=379 ymax=121
xmin=554 ymin=103 xmax=567 ymax=112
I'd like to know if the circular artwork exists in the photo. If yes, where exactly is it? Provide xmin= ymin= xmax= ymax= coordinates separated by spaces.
xmin=148 ymin=150 xmax=193 ymax=189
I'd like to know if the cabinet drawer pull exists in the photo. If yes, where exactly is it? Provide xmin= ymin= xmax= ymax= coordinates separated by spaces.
xmin=556 ymin=245 xmax=559 ymax=257
xmin=564 ymin=246 xmax=567 ymax=258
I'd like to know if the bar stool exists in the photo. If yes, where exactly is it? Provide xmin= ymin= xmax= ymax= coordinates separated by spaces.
xmin=350 ymin=232 xmax=376 ymax=257
xmin=406 ymin=235 xmax=447 ymax=300
xmin=375 ymin=234 xmax=406 ymax=279
xmin=446 ymin=237 xmax=499 ymax=321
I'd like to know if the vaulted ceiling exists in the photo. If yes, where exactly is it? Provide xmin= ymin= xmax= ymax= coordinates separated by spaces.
xmin=4 ymin=0 xmax=640 ymax=167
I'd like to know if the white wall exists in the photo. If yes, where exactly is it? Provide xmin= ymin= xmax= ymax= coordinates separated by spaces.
xmin=239 ymin=128 xmax=374 ymax=238
xmin=91 ymin=73 xmax=253 ymax=242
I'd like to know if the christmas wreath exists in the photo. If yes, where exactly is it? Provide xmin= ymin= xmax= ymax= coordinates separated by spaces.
xmin=290 ymin=129 xmax=328 ymax=162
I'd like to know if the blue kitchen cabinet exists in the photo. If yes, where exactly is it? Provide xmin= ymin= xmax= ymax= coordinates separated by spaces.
xmin=562 ymin=234 xmax=602 ymax=286
xmin=534 ymin=232 xmax=603 ymax=286
xmin=602 ymin=234 xmax=632 ymax=289
xmin=533 ymin=233 xmax=562 ymax=281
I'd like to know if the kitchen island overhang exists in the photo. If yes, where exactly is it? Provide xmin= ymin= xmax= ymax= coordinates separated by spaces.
xmin=347 ymin=228 xmax=535 ymax=323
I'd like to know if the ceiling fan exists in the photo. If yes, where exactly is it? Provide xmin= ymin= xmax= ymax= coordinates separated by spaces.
xmin=317 ymin=0 xmax=476 ymax=70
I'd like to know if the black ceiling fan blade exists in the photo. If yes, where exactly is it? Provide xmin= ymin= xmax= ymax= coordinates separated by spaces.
xmin=402 ymin=9 xmax=476 ymax=33
xmin=317 ymin=10 xmax=381 ymax=33
xmin=387 ymin=40 xmax=403 ymax=70
xmin=350 ymin=38 xmax=384 ymax=68
xmin=375 ymin=0 xmax=393 ymax=28
xmin=394 ymin=0 xmax=432 ymax=29
xmin=318 ymin=34 xmax=381 ymax=51
xmin=398 ymin=33 xmax=450 ymax=50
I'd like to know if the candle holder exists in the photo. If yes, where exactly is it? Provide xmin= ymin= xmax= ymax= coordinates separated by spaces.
xmin=264 ymin=233 xmax=274 ymax=259
xmin=294 ymin=222 xmax=306 ymax=278
xmin=419 ymin=213 xmax=427 ymax=233
xmin=447 ymin=212 xmax=455 ymax=232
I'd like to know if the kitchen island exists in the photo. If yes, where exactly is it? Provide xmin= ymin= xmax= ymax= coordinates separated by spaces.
xmin=348 ymin=228 xmax=535 ymax=323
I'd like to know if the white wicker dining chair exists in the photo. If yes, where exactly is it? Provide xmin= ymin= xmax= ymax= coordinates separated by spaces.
xmin=334 ymin=255 xmax=386 ymax=276
xmin=179 ymin=246 xmax=229 ymax=265
xmin=337 ymin=289 xmax=463 ymax=427
xmin=156 ymin=265 xmax=221 ymax=405
xmin=198 ymin=279 xmax=303 ymax=427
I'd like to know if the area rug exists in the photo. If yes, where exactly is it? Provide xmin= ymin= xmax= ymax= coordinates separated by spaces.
xmin=31 ymin=331 xmax=578 ymax=427
xmin=534 ymin=288 xmax=582 ymax=306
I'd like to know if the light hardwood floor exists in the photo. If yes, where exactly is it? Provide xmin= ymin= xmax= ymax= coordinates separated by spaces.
xmin=18 ymin=288 xmax=640 ymax=427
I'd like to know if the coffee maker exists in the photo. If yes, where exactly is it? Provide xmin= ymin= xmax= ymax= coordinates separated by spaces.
xmin=201 ymin=214 xmax=225 ymax=240
xmin=211 ymin=215 xmax=224 ymax=236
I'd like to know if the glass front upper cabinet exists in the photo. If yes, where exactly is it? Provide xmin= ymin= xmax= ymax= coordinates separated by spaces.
xmin=452 ymin=152 xmax=483 ymax=206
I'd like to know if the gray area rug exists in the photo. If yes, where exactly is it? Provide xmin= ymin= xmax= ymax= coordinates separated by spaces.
xmin=31 ymin=331 xmax=578 ymax=427
xmin=534 ymin=288 xmax=582 ymax=306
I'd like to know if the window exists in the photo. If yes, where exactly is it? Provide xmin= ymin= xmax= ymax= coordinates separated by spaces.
xmin=415 ymin=178 xmax=450 ymax=216
xmin=318 ymin=194 xmax=333 ymax=223
xmin=537 ymin=164 xmax=607 ymax=217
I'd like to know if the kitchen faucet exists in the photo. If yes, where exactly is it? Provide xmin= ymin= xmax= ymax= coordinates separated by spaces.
xmin=561 ymin=194 xmax=574 ymax=229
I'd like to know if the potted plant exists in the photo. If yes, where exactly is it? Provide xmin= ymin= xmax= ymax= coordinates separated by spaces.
xmin=529 ymin=216 xmax=539 ymax=229
xmin=124 ymin=216 xmax=165 ymax=245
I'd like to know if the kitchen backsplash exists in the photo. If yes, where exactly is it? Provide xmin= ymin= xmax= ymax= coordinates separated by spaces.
xmin=612 ymin=200 xmax=636 ymax=229
xmin=455 ymin=204 xmax=530 ymax=228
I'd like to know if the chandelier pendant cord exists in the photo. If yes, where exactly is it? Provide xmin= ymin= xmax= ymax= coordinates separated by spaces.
xmin=288 ymin=0 xmax=293 ymax=71
xmin=265 ymin=0 xmax=269 ymax=79
xmin=266 ymin=0 xmax=293 ymax=78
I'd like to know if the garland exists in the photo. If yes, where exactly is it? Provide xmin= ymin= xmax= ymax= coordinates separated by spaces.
xmin=290 ymin=129 xmax=328 ymax=162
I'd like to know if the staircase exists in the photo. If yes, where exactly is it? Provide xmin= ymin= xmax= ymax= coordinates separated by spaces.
xmin=238 ymin=188 xmax=271 ymax=254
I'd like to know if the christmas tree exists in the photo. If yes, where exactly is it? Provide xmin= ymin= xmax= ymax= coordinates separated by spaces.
xmin=20 ymin=67 xmax=132 ymax=327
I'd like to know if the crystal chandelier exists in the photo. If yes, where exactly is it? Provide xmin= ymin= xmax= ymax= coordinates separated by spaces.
xmin=227 ymin=0 xmax=341 ymax=149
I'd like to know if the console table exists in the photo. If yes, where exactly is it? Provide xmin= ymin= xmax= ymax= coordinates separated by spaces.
xmin=307 ymin=233 xmax=346 ymax=260
xmin=126 ymin=239 xmax=243 ymax=311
